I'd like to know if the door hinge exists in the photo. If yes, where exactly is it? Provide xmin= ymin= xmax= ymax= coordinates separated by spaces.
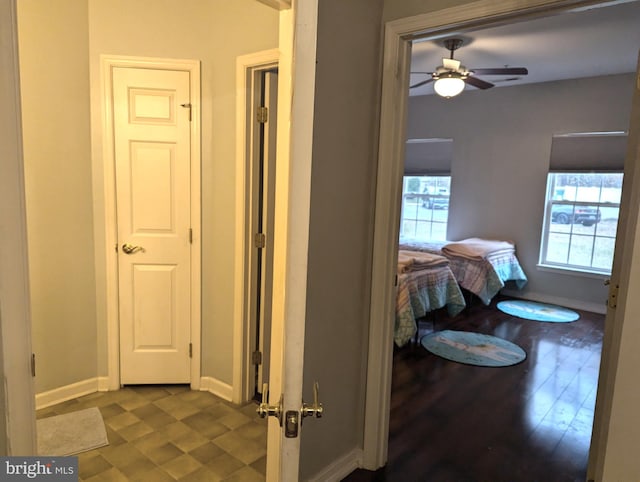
xmin=180 ymin=103 xmax=192 ymax=121
xmin=254 ymin=233 xmax=266 ymax=249
xmin=608 ymin=282 xmax=619 ymax=309
xmin=257 ymin=106 xmax=268 ymax=123
xmin=394 ymin=274 xmax=398 ymax=287
xmin=252 ymin=351 xmax=262 ymax=365
xmin=189 ymin=228 xmax=193 ymax=244
xmin=189 ymin=343 xmax=193 ymax=358
xmin=31 ymin=353 xmax=36 ymax=377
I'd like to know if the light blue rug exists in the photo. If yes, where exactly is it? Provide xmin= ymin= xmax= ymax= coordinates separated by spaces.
xmin=421 ymin=330 xmax=526 ymax=367
xmin=497 ymin=300 xmax=580 ymax=322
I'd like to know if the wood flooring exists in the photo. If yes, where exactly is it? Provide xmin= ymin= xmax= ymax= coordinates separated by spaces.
xmin=343 ymin=295 xmax=604 ymax=482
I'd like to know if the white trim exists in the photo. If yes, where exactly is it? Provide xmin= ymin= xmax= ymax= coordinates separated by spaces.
xmin=233 ymin=49 xmax=280 ymax=405
xmin=0 ymin=0 xmax=37 ymax=455
xmin=256 ymin=0 xmax=291 ymax=10
xmin=536 ymin=263 xmax=610 ymax=279
xmin=35 ymin=378 xmax=102 ymax=410
xmin=366 ymin=0 xmax=621 ymax=471
xmin=199 ymin=376 xmax=233 ymax=402
xmin=308 ymin=448 xmax=364 ymax=482
xmin=99 ymin=55 xmax=202 ymax=390
xmin=97 ymin=377 xmax=110 ymax=392
xmin=501 ymin=289 xmax=607 ymax=315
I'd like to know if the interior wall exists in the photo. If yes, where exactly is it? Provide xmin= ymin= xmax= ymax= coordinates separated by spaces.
xmin=300 ymin=0 xmax=383 ymax=478
xmin=17 ymin=0 xmax=98 ymax=393
xmin=88 ymin=0 xmax=279 ymax=385
xmin=382 ymin=0 xmax=471 ymax=20
xmin=407 ymin=73 xmax=633 ymax=312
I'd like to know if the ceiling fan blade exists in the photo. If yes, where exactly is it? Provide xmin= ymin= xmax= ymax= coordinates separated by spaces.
xmin=470 ymin=67 xmax=528 ymax=76
xmin=464 ymin=76 xmax=494 ymax=90
xmin=410 ymin=78 xmax=434 ymax=89
xmin=442 ymin=58 xmax=461 ymax=71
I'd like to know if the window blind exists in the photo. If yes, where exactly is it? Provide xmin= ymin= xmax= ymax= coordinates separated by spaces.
xmin=404 ymin=138 xmax=452 ymax=175
xmin=549 ymin=133 xmax=627 ymax=172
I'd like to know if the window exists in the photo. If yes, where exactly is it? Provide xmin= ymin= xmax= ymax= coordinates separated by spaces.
xmin=399 ymin=175 xmax=451 ymax=241
xmin=539 ymin=172 xmax=622 ymax=274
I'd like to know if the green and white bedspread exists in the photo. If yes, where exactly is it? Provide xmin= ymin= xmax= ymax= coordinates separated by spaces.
xmin=395 ymin=265 xmax=466 ymax=347
xmin=399 ymin=239 xmax=528 ymax=305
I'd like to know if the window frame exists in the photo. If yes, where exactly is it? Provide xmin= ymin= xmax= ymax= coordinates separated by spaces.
xmin=399 ymin=174 xmax=451 ymax=242
xmin=538 ymin=171 xmax=622 ymax=275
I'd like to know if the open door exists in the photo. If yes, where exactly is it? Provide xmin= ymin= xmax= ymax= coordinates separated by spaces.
xmin=252 ymin=69 xmax=278 ymax=399
xmin=262 ymin=2 xmax=319 ymax=480
xmin=587 ymin=51 xmax=640 ymax=481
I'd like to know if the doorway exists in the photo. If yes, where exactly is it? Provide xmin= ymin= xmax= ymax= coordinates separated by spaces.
xmin=250 ymin=68 xmax=279 ymax=400
xmin=364 ymin=0 xmax=639 ymax=476
xmin=233 ymin=50 xmax=280 ymax=404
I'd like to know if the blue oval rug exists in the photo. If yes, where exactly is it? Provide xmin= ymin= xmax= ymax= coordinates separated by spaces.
xmin=497 ymin=300 xmax=580 ymax=322
xmin=421 ymin=330 xmax=526 ymax=367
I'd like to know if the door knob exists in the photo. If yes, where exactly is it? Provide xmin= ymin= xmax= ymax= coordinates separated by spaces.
xmin=257 ymin=383 xmax=283 ymax=425
xmin=122 ymin=243 xmax=145 ymax=255
xmin=301 ymin=381 xmax=323 ymax=420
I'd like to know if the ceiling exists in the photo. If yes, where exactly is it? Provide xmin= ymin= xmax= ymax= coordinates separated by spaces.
xmin=409 ymin=0 xmax=640 ymax=97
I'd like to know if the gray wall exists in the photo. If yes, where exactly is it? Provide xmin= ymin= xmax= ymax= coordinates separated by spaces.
xmin=407 ymin=73 xmax=634 ymax=311
xmin=300 ymin=0 xmax=383 ymax=478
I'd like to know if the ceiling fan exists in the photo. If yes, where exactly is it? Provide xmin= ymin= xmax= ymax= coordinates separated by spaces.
xmin=410 ymin=38 xmax=528 ymax=98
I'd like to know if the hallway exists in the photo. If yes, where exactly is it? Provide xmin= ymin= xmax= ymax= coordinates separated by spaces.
xmin=37 ymin=386 xmax=266 ymax=481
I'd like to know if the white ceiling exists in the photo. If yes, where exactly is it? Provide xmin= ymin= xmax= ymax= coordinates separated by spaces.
xmin=409 ymin=0 xmax=640 ymax=97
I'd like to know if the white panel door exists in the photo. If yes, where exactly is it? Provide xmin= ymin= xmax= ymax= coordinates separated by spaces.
xmin=113 ymin=66 xmax=192 ymax=385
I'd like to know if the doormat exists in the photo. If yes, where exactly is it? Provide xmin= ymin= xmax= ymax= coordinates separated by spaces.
xmin=37 ymin=407 xmax=109 ymax=456
xmin=421 ymin=330 xmax=526 ymax=367
xmin=497 ymin=299 xmax=580 ymax=322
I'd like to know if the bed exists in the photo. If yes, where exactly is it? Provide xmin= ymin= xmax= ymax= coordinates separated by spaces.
xmin=395 ymin=250 xmax=466 ymax=347
xmin=398 ymin=237 xmax=528 ymax=305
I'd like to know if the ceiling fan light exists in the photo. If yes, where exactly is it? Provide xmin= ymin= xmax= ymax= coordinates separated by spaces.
xmin=434 ymin=76 xmax=465 ymax=98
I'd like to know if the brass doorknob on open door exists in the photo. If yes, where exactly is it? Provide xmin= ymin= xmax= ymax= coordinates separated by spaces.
xmin=122 ymin=243 xmax=145 ymax=254
xmin=257 ymin=383 xmax=283 ymax=425
xmin=301 ymin=381 xmax=324 ymax=420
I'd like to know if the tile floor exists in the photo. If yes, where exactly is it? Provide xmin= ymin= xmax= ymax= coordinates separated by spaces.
xmin=36 ymin=385 xmax=267 ymax=481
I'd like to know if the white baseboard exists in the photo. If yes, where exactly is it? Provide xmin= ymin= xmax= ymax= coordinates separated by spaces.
xmin=97 ymin=376 xmax=111 ymax=392
xmin=35 ymin=378 xmax=101 ymax=410
xmin=308 ymin=448 xmax=364 ymax=482
xmin=36 ymin=375 xmax=226 ymax=410
xmin=501 ymin=289 xmax=607 ymax=315
xmin=200 ymin=376 xmax=233 ymax=402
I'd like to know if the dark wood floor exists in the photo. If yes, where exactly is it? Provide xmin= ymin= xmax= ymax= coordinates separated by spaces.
xmin=344 ymin=295 xmax=604 ymax=482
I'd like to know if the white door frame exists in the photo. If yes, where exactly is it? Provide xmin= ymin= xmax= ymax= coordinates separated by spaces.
xmin=100 ymin=55 xmax=202 ymax=390
xmin=233 ymin=49 xmax=279 ymax=404
xmin=0 ymin=0 xmax=37 ymax=455
xmin=365 ymin=0 xmax=637 ymax=472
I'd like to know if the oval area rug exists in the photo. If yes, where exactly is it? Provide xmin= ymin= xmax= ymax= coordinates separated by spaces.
xmin=497 ymin=299 xmax=579 ymax=322
xmin=421 ymin=330 xmax=526 ymax=367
